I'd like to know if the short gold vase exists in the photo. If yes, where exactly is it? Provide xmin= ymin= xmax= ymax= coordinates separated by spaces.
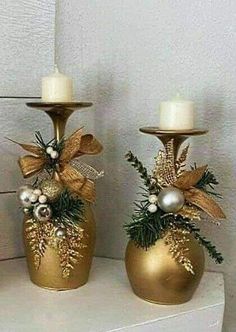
xmin=24 ymin=102 xmax=95 ymax=290
xmin=126 ymin=235 xmax=205 ymax=304
xmin=125 ymin=127 xmax=208 ymax=304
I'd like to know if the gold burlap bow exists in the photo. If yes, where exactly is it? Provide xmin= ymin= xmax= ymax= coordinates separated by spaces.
xmin=173 ymin=165 xmax=226 ymax=219
xmin=14 ymin=128 xmax=103 ymax=203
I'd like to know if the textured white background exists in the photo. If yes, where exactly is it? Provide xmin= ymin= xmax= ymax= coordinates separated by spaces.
xmin=0 ymin=1 xmax=235 ymax=331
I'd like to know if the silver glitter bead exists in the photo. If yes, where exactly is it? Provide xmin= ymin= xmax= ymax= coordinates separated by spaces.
xmin=158 ymin=187 xmax=185 ymax=213
xmin=33 ymin=204 xmax=52 ymax=222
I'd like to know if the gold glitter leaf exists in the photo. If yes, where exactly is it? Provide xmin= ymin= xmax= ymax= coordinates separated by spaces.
xmin=177 ymin=204 xmax=201 ymax=221
xmin=164 ymin=227 xmax=195 ymax=275
xmin=175 ymin=145 xmax=189 ymax=177
xmin=57 ymin=224 xmax=87 ymax=279
xmin=153 ymin=139 xmax=177 ymax=187
xmin=25 ymin=219 xmax=48 ymax=270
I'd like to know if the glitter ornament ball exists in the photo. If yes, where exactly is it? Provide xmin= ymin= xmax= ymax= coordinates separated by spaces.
xmin=148 ymin=194 xmax=158 ymax=204
xmin=148 ymin=204 xmax=158 ymax=213
xmin=18 ymin=185 xmax=34 ymax=207
xmin=158 ymin=187 xmax=185 ymax=213
xmin=41 ymin=179 xmax=63 ymax=202
xmin=33 ymin=204 xmax=52 ymax=222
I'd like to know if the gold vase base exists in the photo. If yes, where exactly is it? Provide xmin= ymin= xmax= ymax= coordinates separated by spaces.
xmin=132 ymin=290 xmax=193 ymax=305
xmin=125 ymin=237 xmax=205 ymax=306
xmin=30 ymin=278 xmax=88 ymax=291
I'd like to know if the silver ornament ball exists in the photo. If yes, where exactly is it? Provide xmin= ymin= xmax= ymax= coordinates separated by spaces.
xmin=55 ymin=228 xmax=66 ymax=238
xmin=158 ymin=186 xmax=185 ymax=213
xmin=33 ymin=204 xmax=52 ymax=222
xmin=18 ymin=185 xmax=34 ymax=207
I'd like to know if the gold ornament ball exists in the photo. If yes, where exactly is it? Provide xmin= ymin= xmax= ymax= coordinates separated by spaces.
xmin=40 ymin=179 xmax=63 ymax=202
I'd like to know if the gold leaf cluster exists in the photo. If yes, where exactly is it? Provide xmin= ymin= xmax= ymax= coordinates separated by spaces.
xmin=153 ymin=139 xmax=177 ymax=187
xmin=177 ymin=204 xmax=201 ymax=221
xmin=164 ymin=227 xmax=194 ymax=274
xmin=25 ymin=219 xmax=48 ymax=270
xmin=58 ymin=225 xmax=87 ymax=279
xmin=25 ymin=219 xmax=87 ymax=278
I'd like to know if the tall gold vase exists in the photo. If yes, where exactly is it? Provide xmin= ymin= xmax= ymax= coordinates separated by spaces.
xmin=24 ymin=102 xmax=96 ymax=290
xmin=125 ymin=127 xmax=208 ymax=304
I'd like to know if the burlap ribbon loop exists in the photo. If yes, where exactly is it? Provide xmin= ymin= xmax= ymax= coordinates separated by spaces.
xmin=15 ymin=128 xmax=103 ymax=203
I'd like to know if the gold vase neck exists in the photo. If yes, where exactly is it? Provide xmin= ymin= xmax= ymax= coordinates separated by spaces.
xmin=157 ymin=135 xmax=188 ymax=160
xmin=26 ymin=102 xmax=93 ymax=142
xmin=139 ymin=127 xmax=208 ymax=161
xmin=45 ymin=108 xmax=74 ymax=141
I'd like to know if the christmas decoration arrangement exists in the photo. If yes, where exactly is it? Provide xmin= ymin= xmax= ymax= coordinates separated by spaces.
xmin=124 ymin=114 xmax=226 ymax=304
xmin=14 ymin=126 xmax=103 ymax=286
xmin=125 ymin=139 xmax=225 ymax=275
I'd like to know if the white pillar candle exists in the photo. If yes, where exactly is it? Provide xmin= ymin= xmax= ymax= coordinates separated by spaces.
xmin=42 ymin=66 xmax=73 ymax=102
xmin=159 ymin=94 xmax=194 ymax=130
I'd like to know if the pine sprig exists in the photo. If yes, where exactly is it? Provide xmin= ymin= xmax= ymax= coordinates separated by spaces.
xmin=52 ymin=190 xmax=84 ymax=226
xmin=35 ymin=131 xmax=65 ymax=154
xmin=34 ymin=131 xmax=65 ymax=174
xmin=125 ymin=151 xmax=158 ymax=191
xmin=177 ymin=219 xmax=223 ymax=264
xmin=192 ymin=164 xmax=222 ymax=198
xmin=125 ymin=201 xmax=171 ymax=249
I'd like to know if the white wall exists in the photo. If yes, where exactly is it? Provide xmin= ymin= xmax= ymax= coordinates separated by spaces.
xmin=57 ymin=1 xmax=236 ymax=331
xmin=0 ymin=0 xmax=56 ymax=259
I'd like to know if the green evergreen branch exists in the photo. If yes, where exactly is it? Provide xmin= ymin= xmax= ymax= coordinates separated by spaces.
xmin=35 ymin=131 xmax=65 ymax=154
xmin=34 ymin=131 xmax=65 ymax=174
xmin=125 ymin=151 xmax=159 ymax=191
xmin=178 ymin=219 xmax=224 ymax=264
xmin=125 ymin=194 xmax=223 ymax=264
xmin=192 ymin=164 xmax=222 ymax=198
xmin=51 ymin=190 xmax=84 ymax=226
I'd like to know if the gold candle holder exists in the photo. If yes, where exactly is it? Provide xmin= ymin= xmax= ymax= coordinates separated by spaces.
xmin=26 ymin=102 xmax=93 ymax=140
xmin=23 ymin=101 xmax=96 ymax=291
xmin=125 ymin=127 xmax=208 ymax=304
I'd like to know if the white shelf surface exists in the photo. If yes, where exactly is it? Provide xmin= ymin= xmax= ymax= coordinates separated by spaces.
xmin=0 ymin=257 xmax=224 ymax=332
